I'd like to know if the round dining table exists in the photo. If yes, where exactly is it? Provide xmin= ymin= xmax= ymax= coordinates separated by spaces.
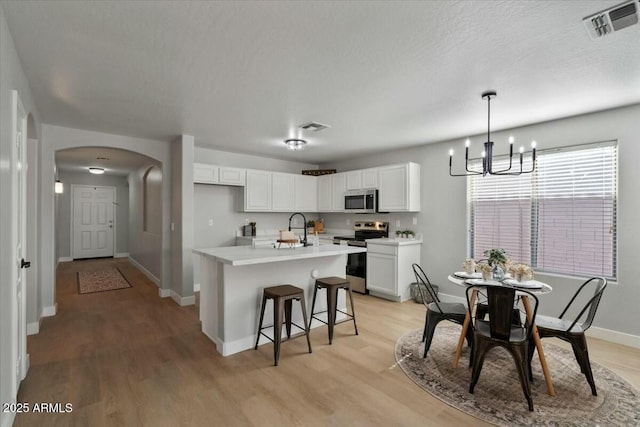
xmin=447 ymin=273 xmax=556 ymax=397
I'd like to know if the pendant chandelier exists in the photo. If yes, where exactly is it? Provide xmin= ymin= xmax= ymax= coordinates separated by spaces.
xmin=449 ymin=90 xmax=537 ymax=177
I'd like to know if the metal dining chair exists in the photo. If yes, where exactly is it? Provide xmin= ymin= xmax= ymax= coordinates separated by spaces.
xmin=466 ymin=284 xmax=538 ymax=411
xmin=528 ymin=277 xmax=607 ymax=396
xmin=412 ymin=263 xmax=473 ymax=360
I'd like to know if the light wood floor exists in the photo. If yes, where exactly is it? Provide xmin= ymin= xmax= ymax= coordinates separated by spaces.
xmin=16 ymin=258 xmax=640 ymax=426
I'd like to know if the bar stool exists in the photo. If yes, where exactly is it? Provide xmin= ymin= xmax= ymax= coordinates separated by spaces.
xmin=254 ymin=285 xmax=312 ymax=366
xmin=309 ymin=276 xmax=358 ymax=344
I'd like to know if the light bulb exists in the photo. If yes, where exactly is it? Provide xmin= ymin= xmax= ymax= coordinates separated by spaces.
xmin=531 ymin=140 xmax=537 ymax=149
xmin=449 ymin=149 xmax=454 ymax=156
xmin=508 ymin=136 xmax=515 ymax=144
xmin=481 ymin=150 xmax=486 ymax=158
xmin=465 ymin=138 xmax=470 ymax=147
xmin=519 ymin=146 xmax=524 ymax=154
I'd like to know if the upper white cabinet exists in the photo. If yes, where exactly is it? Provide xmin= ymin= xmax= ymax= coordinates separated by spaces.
xmin=346 ymin=168 xmax=378 ymax=190
xmin=194 ymin=163 xmax=219 ymax=184
xmin=294 ymin=174 xmax=318 ymax=212
xmin=194 ymin=163 xmax=245 ymax=186
xmin=218 ymin=167 xmax=245 ymax=186
xmin=331 ymin=173 xmax=347 ymax=211
xmin=271 ymin=172 xmax=295 ymax=211
xmin=244 ymin=170 xmax=272 ymax=211
xmin=317 ymin=175 xmax=332 ymax=211
xmin=378 ymin=162 xmax=421 ymax=212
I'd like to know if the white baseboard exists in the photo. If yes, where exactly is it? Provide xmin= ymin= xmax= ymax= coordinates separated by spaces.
xmin=437 ymin=292 xmax=640 ymax=349
xmin=159 ymin=288 xmax=171 ymax=298
xmin=114 ymin=252 xmax=129 ymax=258
xmin=57 ymin=256 xmax=73 ymax=263
xmin=587 ymin=326 xmax=640 ymax=349
xmin=41 ymin=304 xmax=57 ymax=317
xmin=27 ymin=321 xmax=40 ymax=335
xmin=171 ymin=290 xmax=195 ymax=307
xmin=21 ymin=353 xmax=30 ymax=380
xmin=194 ymin=282 xmax=200 ymax=292
xmin=127 ymin=256 xmax=160 ymax=286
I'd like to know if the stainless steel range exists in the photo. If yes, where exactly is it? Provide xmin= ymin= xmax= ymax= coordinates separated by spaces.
xmin=333 ymin=221 xmax=389 ymax=294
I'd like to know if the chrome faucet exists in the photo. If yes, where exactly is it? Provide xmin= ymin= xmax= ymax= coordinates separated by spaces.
xmin=288 ymin=212 xmax=308 ymax=247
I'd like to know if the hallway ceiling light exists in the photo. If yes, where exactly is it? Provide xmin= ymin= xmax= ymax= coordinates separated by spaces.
xmin=89 ymin=167 xmax=105 ymax=174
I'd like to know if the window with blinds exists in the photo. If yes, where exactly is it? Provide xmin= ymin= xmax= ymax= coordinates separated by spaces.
xmin=468 ymin=141 xmax=617 ymax=279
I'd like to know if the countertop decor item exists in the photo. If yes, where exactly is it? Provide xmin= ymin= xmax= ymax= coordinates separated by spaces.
xmin=449 ymin=90 xmax=537 ymax=177
xmin=301 ymin=169 xmax=336 ymax=176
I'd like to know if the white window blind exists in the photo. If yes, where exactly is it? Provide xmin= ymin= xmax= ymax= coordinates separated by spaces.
xmin=469 ymin=141 xmax=617 ymax=279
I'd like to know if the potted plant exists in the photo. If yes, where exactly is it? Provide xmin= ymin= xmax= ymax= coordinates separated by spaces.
xmin=483 ymin=248 xmax=508 ymax=280
xmin=395 ymin=230 xmax=402 ymax=238
xmin=306 ymin=220 xmax=315 ymax=234
xmin=405 ymin=230 xmax=415 ymax=239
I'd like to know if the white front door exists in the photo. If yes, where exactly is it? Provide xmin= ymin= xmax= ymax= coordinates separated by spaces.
xmin=72 ymin=185 xmax=115 ymax=259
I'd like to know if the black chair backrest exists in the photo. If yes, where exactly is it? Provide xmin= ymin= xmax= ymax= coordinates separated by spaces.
xmin=411 ymin=263 xmax=442 ymax=312
xmin=559 ymin=277 xmax=607 ymax=332
xmin=466 ymin=284 xmax=538 ymax=341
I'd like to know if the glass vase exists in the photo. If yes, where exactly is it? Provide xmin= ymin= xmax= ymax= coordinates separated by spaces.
xmin=492 ymin=264 xmax=505 ymax=281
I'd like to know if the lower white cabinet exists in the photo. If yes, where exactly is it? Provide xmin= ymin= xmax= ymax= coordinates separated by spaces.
xmin=366 ymin=239 xmax=422 ymax=302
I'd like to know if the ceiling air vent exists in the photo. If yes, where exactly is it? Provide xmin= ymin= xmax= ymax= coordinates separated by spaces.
xmin=583 ymin=0 xmax=639 ymax=39
xmin=299 ymin=121 xmax=330 ymax=132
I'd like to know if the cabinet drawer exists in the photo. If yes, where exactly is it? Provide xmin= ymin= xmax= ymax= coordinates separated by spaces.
xmin=366 ymin=244 xmax=397 ymax=256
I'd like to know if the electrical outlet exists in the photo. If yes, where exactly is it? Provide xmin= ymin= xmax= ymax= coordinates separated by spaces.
xmin=208 ymin=219 xmax=213 ymax=226
xmin=412 ymin=217 xmax=417 ymax=225
xmin=346 ymin=219 xmax=351 ymax=225
xmin=395 ymin=220 xmax=401 ymax=227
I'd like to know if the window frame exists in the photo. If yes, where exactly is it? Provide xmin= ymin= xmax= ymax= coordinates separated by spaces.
xmin=467 ymin=140 xmax=618 ymax=281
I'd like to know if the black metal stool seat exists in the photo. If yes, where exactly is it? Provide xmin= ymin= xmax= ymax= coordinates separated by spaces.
xmin=255 ymin=284 xmax=312 ymax=366
xmin=309 ymin=276 xmax=358 ymax=344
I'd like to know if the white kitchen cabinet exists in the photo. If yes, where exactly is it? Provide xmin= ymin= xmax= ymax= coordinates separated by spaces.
xmin=244 ymin=170 xmax=272 ymax=211
xmin=366 ymin=239 xmax=422 ymax=302
xmin=331 ymin=172 xmax=347 ymax=211
xmin=317 ymin=175 xmax=332 ymax=211
xmin=294 ymin=174 xmax=318 ymax=212
xmin=378 ymin=162 xmax=421 ymax=212
xmin=218 ymin=167 xmax=245 ymax=186
xmin=194 ymin=163 xmax=246 ymax=186
xmin=194 ymin=163 xmax=218 ymax=184
xmin=346 ymin=168 xmax=378 ymax=190
xmin=271 ymin=172 xmax=295 ymax=211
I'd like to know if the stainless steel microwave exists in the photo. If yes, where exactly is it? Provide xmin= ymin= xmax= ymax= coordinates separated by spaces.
xmin=344 ymin=189 xmax=378 ymax=213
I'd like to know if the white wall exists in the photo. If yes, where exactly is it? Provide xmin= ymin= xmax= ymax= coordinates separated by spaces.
xmin=0 ymin=6 xmax=41 ymax=427
xmin=170 ymin=136 xmax=195 ymax=305
xmin=40 ymin=125 xmax=173 ymax=311
xmin=56 ymin=171 xmax=130 ymax=259
xmin=321 ymin=104 xmax=640 ymax=339
xmin=128 ymin=163 xmax=163 ymax=283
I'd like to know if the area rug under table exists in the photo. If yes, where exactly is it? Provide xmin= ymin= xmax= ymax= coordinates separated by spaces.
xmin=395 ymin=326 xmax=640 ymax=426
xmin=77 ymin=267 xmax=132 ymax=294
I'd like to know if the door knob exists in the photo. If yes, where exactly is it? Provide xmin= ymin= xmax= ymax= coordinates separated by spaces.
xmin=21 ymin=259 xmax=31 ymax=269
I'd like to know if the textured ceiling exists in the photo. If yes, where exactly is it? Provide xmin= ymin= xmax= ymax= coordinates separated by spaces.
xmin=4 ymin=1 xmax=640 ymax=165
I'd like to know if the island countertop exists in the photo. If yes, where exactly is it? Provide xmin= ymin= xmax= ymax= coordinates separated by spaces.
xmin=193 ymin=244 xmax=366 ymax=266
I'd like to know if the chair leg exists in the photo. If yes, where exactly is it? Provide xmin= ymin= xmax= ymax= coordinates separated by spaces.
xmin=298 ymin=296 xmax=312 ymax=354
xmin=509 ymin=344 xmax=534 ymax=411
xmin=309 ymin=284 xmax=319 ymax=325
xmin=469 ymin=339 xmax=490 ymax=393
xmin=422 ymin=314 xmax=440 ymax=358
xmin=421 ymin=311 xmax=429 ymax=342
xmin=254 ymin=293 xmax=268 ymax=350
xmin=327 ymin=285 xmax=339 ymax=344
xmin=572 ymin=335 xmax=598 ymax=396
xmin=284 ymin=299 xmax=293 ymax=339
xmin=346 ymin=285 xmax=358 ymax=336
xmin=273 ymin=298 xmax=283 ymax=366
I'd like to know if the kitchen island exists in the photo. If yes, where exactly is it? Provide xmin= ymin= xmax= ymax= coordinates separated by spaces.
xmin=193 ymin=244 xmax=366 ymax=356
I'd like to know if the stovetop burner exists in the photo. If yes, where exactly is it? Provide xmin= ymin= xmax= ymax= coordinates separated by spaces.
xmin=333 ymin=221 xmax=389 ymax=245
